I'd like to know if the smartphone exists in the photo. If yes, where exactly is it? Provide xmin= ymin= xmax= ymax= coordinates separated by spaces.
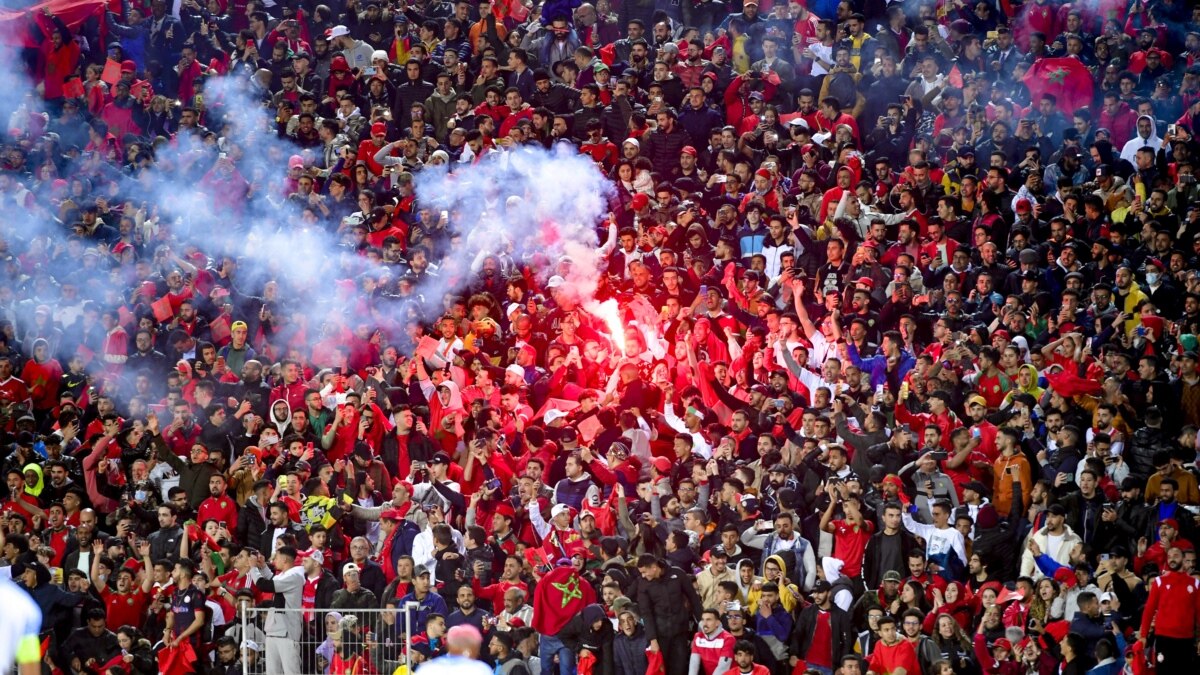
xmin=485 ymin=478 xmax=502 ymax=491
xmin=306 ymin=441 xmax=314 ymax=453
xmin=773 ymin=399 xmax=785 ymax=409
xmin=987 ymin=30 xmax=998 ymax=40
xmin=699 ymin=285 xmax=708 ymax=296
xmin=219 ymin=521 xmax=226 ymax=529
xmin=1136 ymin=326 xmax=1146 ymax=337
xmin=1168 ymin=124 xmax=1178 ymax=136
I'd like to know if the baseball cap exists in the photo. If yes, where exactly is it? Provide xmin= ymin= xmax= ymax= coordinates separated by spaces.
xmin=329 ymin=25 xmax=350 ymax=38
xmin=966 ymin=394 xmax=988 ymax=409
xmin=544 ymin=409 xmax=569 ymax=424
xmin=882 ymin=570 xmax=902 ymax=583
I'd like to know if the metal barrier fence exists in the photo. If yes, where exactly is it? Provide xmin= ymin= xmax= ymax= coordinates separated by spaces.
xmin=239 ymin=605 xmax=422 ymax=675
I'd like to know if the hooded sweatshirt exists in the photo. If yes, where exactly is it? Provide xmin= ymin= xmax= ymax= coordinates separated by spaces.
xmin=1119 ymin=115 xmax=1163 ymax=163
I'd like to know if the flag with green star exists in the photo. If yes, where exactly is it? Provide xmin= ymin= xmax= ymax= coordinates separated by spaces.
xmin=1022 ymin=57 xmax=1094 ymax=118
xmin=532 ymin=564 xmax=597 ymax=634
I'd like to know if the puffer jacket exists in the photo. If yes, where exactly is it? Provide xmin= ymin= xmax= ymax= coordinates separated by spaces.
xmin=636 ymin=564 xmax=704 ymax=640
xmin=1126 ymin=426 xmax=1172 ymax=481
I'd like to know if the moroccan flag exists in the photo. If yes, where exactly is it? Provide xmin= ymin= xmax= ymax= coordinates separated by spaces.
xmin=531 ymin=565 xmax=596 ymax=635
xmin=1044 ymin=368 xmax=1103 ymax=398
xmin=158 ymin=638 xmax=197 ymax=675
xmin=1023 ymin=58 xmax=1094 ymax=116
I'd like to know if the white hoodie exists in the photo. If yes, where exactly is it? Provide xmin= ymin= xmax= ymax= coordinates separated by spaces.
xmin=1119 ymin=114 xmax=1162 ymax=163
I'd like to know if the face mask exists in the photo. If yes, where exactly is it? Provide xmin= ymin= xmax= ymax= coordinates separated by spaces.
xmin=1146 ymin=272 xmax=1160 ymax=285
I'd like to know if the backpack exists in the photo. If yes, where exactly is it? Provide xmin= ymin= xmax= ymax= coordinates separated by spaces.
xmin=826 ymin=71 xmax=857 ymax=110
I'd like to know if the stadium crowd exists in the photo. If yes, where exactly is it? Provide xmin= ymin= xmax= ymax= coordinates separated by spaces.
xmin=4 ymin=0 xmax=1200 ymax=673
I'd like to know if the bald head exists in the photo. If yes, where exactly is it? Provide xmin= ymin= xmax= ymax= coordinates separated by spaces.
xmin=445 ymin=624 xmax=483 ymax=656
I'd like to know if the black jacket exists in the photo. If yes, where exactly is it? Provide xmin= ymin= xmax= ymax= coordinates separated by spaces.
xmin=862 ymin=528 xmax=919 ymax=589
xmin=59 ymin=625 xmax=120 ymax=670
xmin=635 ymin=565 xmax=703 ymax=640
xmin=641 ymin=126 xmax=691 ymax=176
xmin=558 ymin=604 xmax=615 ymax=675
xmin=237 ymin=496 xmax=271 ymax=554
xmin=790 ymin=603 xmax=854 ymax=665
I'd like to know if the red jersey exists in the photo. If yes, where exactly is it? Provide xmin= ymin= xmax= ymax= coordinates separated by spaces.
xmin=831 ymin=519 xmax=874 ymax=577
xmin=808 ymin=609 xmax=833 ymax=667
xmin=975 ymin=372 xmax=1012 ymax=409
xmin=0 ymin=376 xmax=31 ymax=407
xmin=197 ymin=495 xmax=239 ymax=534
xmin=867 ymin=639 xmax=921 ymax=675
xmin=690 ymin=629 xmax=736 ymax=674
xmin=99 ymin=586 xmax=149 ymax=630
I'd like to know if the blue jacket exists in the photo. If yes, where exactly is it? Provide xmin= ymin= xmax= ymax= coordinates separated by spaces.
xmin=399 ymin=590 xmax=450 ymax=627
xmin=845 ymin=343 xmax=916 ymax=388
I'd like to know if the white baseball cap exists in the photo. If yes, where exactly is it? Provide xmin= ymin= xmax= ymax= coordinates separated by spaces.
xmin=329 ymin=25 xmax=350 ymax=38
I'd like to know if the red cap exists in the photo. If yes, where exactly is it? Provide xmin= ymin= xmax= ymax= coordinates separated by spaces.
xmin=854 ymin=277 xmax=875 ymax=290
xmin=755 ymin=168 xmax=772 ymax=179
xmin=993 ymin=638 xmax=1013 ymax=653
xmin=1015 ymin=198 xmax=1032 ymax=213
xmin=371 ymin=122 xmax=387 ymax=136
xmin=680 ymin=146 xmax=697 ymax=156
xmin=1161 ymin=517 xmax=1180 ymax=530
xmin=651 ymin=456 xmax=671 ymax=474
xmin=507 ymin=617 xmax=526 ymax=627
xmin=120 ymin=60 xmax=136 ymax=73
xmin=494 ymin=502 xmax=516 ymax=519
xmin=631 ymin=193 xmax=650 ymax=210
xmin=380 ymin=508 xmax=403 ymax=520
xmin=1146 ymin=257 xmax=1165 ymax=270
xmin=1052 ymin=567 xmax=1077 ymax=588
xmin=992 ymin=329 xmax=1011 ymax=341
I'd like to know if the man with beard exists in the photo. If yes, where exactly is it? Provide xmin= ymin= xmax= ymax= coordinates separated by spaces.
xmin=1139 ymin=546 xmax=1200 ymax=669
xmin=447 ymin=585 xmax=492 ymax=634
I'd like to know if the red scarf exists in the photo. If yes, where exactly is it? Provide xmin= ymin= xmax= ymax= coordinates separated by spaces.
xmin=302 ymin=575 xmax=319 ymax=621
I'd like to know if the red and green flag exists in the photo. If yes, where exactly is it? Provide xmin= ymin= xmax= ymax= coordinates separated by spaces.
xmin=531 ymin=565 xmax=597 ymax=635
xmin=1023 ymin=58 xmax=1094 ymax=116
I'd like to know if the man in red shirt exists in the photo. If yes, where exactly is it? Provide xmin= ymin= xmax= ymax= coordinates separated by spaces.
xmin=790 ymin=580 xmax=853 ymax=674
xmin=965 ymin=395 xmax=999 ymax=461
xmin=3 ymin=468 xmax=44 ymax=527
xmin=732 ymin=640 xmax=770 ymax=675
xmin=197 ymin=474 xmax=239 ymax=536
xmin=0 ymin=357 xmax=32 ymax=409
xmin=820 ymin=485 xmax=874 ymax=579
xmin=689 ymin=609 xmax=735 ymax=675
xmin=93 ymin=540 xmax=153 ymax=630
xmin=1139 ymin=545 xmax=1200 ymax=669
xmin=44 ymin=502 xmax=75 ymax=568
xmin=970 ymin=349 xmax=1012 ymax=411
xmin=866 ymin=615 xmax=920 ymax=675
